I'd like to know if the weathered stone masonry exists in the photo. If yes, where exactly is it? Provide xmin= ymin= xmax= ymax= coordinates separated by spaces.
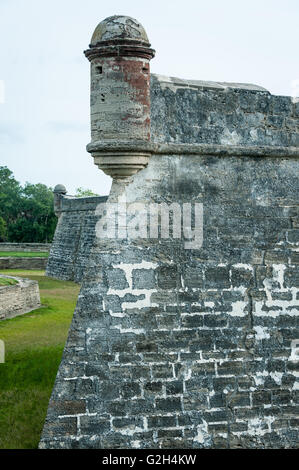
xmin=41 ymin=16 xmax=299 ymax=449
xmin=47 ymin=194 xmax=107 ymax=283
xmin=0 ymin=257 xmax=47 ymax=270
xmin=0 ymin=275 xmax=41 ymax=320
xmin=0 ymin=243 xmax=50 ymax=252
xmin=47 ymin=73 xmax=299 ymax=283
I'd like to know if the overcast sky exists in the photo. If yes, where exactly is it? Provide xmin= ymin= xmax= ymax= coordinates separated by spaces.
xmin=0 ymin=0 xmax=298 ymax=195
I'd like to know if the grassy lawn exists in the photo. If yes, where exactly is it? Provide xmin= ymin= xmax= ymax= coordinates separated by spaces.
xmin=0 ymin=269 xmax=80 ymax=449
xmin=0 ymin=252 xmax=49 ymax=258
xmin=0 ymin=277 xmax=18 ymax=286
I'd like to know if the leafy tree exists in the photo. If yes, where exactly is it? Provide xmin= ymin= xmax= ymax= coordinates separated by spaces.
xmin=0 ymin=166 xmax=57 ymax=243
xmin=0 ymin=166 xmax=22 ymax=224
xmin=75 ymin=187 xmax=99 ymax=197
xmin=0 ymin=216 xmax=7 ymax=241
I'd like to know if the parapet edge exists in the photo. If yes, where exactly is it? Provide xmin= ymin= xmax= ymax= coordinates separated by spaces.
xmin=152 ymin=73 xmax=270 ymax=93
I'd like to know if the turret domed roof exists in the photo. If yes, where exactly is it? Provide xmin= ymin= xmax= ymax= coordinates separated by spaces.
xmin=54 ymin=184 xmax=67 ymax=194
xmin=90 ymin=15 xmax=150 ymax=46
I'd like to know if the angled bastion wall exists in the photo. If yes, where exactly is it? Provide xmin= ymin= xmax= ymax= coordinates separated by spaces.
xmin=46 ymin=196 xmax=107 ymax=283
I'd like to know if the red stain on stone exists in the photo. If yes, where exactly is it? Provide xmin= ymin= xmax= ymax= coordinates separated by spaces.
xmin=86 ymin=36 xmax=154 ymax=142
xmin=120 ymin=59 xmax=151 ymax=139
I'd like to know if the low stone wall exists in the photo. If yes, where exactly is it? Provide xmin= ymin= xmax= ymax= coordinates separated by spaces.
xmin=0 ymin=275 xmax=41 ymax=320
xmin=0 ymin=243 xmax=51 ymax=252
xmin=0 ymin=257 xmax=48 ymax=270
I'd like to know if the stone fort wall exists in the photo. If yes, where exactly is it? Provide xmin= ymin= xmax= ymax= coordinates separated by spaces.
xmin=151 ymin=74 xmax=298 ymax=147
xmin=46 ymin=196 xmax=107 ymax=283
xmin=41 ymin=74 xmax=299 ymax=449
xmin=46 ymin=73 xmax=299 ymax=283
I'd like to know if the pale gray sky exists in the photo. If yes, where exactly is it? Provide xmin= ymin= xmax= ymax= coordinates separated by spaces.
xmin=0 ymin=0 xmax=298 ymax=195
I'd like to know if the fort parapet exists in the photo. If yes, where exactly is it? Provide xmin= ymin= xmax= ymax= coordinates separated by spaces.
xmin=47 ymin=73 xmax=299 ymax=283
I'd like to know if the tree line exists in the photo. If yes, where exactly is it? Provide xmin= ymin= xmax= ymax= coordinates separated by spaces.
xmin=0 ymin=167 xmax=100 ymax=243
xmin=0 ymin=166 xmax=57 ymax=243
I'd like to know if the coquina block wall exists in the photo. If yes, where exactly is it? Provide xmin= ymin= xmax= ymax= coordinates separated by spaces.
xmin=46 ymin=196 xmax=107 ymax=283
xmin=40 ymin=16 xmax=299 ymax=449
xmin=0 ymin=257 xmax=48 ymax=270
xmin=47 ymin=74 xmax=299 ymax=283
xmin=0 ymin=243 xmax=50 ymax=252
xmin=0 ymin=275 xmax=41 ymax=320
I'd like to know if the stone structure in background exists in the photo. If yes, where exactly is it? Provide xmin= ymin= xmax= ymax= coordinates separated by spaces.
xmin=0 ymin=243 xmax=51 ymax=252
xmin=0 ymin=275 xmax=41 ymax=320
xmin=0 ymin=243 xmax=49 ymax=270
xmin=53 ymin=184 xmax=67 ymax=217
xmin=0 ymin=257 xmax=47 ymax=270
xmin=40 ymin=16 xmax=299 ymax=449
xmin=47 ymin=194 xmax=108 ymax=283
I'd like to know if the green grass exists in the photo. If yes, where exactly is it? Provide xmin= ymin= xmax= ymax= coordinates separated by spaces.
xmin=0 ymin=251 xmax=49 ymax=258
xmin=0 ymin=269 xmax=80 ymax=449
xmin=0 ymin=277 xmax=18 ymax=286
